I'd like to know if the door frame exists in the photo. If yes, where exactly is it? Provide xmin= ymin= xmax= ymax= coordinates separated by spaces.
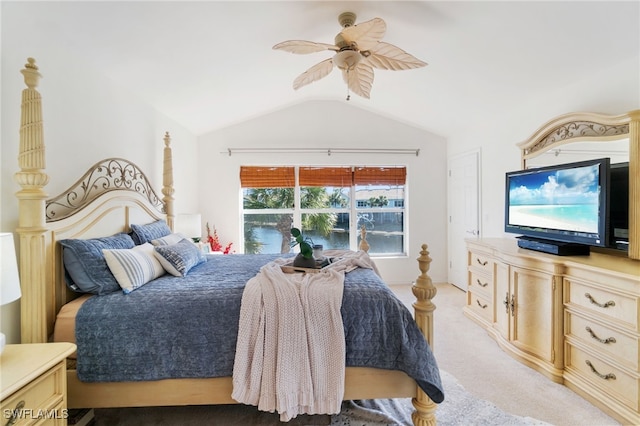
xmin=447 ymin=148 xmax=482 ymax=289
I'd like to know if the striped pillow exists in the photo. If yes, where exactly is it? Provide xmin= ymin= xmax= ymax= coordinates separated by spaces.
xmin=103 ymin=243 xmax=166 ymax=293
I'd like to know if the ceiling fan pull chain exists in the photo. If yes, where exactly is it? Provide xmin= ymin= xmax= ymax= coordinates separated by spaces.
xmin=346 ymin=69 xmax=351 ymax=101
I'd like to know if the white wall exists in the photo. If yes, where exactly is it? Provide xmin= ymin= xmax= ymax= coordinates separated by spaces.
xmin=447 ymin=56 xmax=640 ymax=244
xmin=3 ymin=3 xmax=635 ymax=346
xmin=198 ymin=100 xmax=448 ymax=286
xmin=1 ymin=48 xmax=198 ymax=344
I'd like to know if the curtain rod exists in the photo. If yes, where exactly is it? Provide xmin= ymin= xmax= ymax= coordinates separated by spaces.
xmin=222 ymin=147 xmax=420 ymax=156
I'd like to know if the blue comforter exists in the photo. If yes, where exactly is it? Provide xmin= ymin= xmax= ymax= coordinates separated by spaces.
xmin=75 ymin=253 xmax=444 ymax=403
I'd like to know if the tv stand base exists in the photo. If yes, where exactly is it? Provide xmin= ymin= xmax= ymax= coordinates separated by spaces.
xmin=516 ymin=237 xmax=590 ymax=256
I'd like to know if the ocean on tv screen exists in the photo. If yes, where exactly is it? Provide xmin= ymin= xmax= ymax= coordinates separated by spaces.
xmin=509 ymin=204 xmax=598 ymax=233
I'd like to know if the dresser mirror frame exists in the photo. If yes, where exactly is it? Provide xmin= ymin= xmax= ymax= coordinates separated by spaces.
xmin=517 ymin=110 xmax=640 ymax=259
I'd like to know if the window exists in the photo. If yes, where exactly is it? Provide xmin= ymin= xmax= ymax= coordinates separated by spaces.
xmin=241 ymin=166 xmax=406 ymax=256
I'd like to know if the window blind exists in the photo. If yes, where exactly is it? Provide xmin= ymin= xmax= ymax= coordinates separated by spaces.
xmin=240 ymin=166 xmax=294 ymax=188
xmin=299 ymin=167 xmax=352 ymax=187
xmin=354 ymin=167 xmax=406 ymax=185
xmin=241 ymin=166 xmax=406 ymax=187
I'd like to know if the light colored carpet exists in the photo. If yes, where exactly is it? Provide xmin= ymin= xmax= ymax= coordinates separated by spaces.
xmin=91 ymin=369 xmax=549 ymax=425
xmin=391 ymin=283 xmax=620 ymax=426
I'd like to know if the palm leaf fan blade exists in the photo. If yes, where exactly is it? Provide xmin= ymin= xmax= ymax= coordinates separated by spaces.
xmin=366 ymin=42 xmax=428 ymax=70
xmin=339 ymin=18 xmax=386 ymax=51
xmin=273 ymin=40 xmax=339 ymax=54
xmin=293 ymin=58 xmax=334 ymax=90
xmin=342 ymin=62 xmax=374 ymax=99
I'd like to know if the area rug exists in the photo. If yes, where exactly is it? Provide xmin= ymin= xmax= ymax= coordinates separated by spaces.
xmin=91 ymin=370 xmax=550 ymax=425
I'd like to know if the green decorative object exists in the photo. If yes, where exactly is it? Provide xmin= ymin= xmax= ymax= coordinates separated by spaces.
xmin=290 ymin=227 xmax=317 ymax=268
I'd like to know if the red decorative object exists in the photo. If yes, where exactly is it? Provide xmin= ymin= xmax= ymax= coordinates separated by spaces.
xmin=206 ymin=222 xmax=233 ymax=254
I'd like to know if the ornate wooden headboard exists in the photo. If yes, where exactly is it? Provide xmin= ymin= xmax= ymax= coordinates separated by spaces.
xmin=14 ymin=58 xmax=175 ymax=343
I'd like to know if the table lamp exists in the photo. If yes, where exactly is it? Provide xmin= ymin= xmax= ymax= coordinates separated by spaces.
xmin=1 ymin=232 xmax=22 ymax=354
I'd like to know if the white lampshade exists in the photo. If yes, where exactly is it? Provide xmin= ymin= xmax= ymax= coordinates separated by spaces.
xmin=1 ymin=232 xmax=21 ymax=354
xmin=175 ymin=214 xmax=202 ymax=240
xmin=0 ymin=233 xmax=21 ymax=306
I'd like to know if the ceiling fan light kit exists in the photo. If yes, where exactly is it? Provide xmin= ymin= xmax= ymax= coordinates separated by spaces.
xmin=273 ymin=12 xmax=427 ymax=99
xmin=333 ymin=50 xmax=361 ymax=70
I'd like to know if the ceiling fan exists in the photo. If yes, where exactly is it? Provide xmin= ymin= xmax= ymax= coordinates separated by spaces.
xmin=273 ymin=12 xmax=428 ymax=100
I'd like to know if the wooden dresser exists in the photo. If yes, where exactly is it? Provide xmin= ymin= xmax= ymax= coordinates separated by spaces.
xmin=1 ymin=343 xmax=76 ymax=425
xmin=463 ymin=238 xmax=640 ymax=425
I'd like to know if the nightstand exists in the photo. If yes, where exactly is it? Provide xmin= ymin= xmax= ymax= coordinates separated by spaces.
xmin=1 ymin=342 xmax=76 ymax=425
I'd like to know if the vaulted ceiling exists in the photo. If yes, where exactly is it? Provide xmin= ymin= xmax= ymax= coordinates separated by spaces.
xmin=5 ymin=1 xmax=639 ymax=138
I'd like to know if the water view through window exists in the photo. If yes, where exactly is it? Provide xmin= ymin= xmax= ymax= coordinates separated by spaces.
xmin=241 ymin=166 xmax=406 ymax=256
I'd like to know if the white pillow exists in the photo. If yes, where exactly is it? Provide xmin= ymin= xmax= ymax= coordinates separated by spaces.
xmin=103 ymin=243 xmax=166 ymax=293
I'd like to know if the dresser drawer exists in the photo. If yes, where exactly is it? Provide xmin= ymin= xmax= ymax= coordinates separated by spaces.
xmin=468 ymin=250 xmax=493 ymax=276
xmin=467 ymin=290 xmax=492 ymax=323
xmin=468 ymin=270 xmax=492 ymax=298
xmin=0 ymin=363 xmax=65 ymax=426
xmin=564 ymin=278 xmax=638 ymax=331
xmin=565 ymin=311 xmax=639 ymax=371
xmin=565 ymin=343 xmax=639 ymax=412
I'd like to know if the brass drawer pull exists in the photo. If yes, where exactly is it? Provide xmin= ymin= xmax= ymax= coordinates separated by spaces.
xmin=585 ymin=360 xmax=616 ymax=380
xmin=6 ymin=400 xmax=25 ymax=426
xmin=510 ymin=294 xmax=515 ymax=317
xmin=476 ymin=258 xmax=488 ymax=266
xmin=476 ymin=299 xmax=487 ymax=309
xmin=476 ymin=278 xmax=488 ymax=287
xmin=585 ymin=326 xmax=616 ymax=344
xmin=584 ymin=293 xmax=615 ymax=309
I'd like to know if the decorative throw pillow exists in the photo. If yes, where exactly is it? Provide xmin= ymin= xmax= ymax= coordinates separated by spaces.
xmin=59 ymin=233 xmax=136 ymax=295
xmin=151 ymin=232 xmax=186 ymax=246
xmin=103 ymin=243 xmax=166 ymax=293
xmin=154 ymin=239 xmax=206 ymax=277
xmin=130 ymin=219 xmax=172 ymax=245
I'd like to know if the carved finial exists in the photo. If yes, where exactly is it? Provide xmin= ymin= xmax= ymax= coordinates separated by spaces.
xmin=359 ymin=224 xmax=369 ymax=252
xmin=418 ymin=244 xmax=432 ymax=277
xmin=412 ymin=243 xmax=437 ymax=333
xmin=20 ymin=57 xmax=42 ymax=89
xmin=164 ymin=131 xmax=171 ymax=147
xmin=15 ymin=57 xmax=48 ymax=188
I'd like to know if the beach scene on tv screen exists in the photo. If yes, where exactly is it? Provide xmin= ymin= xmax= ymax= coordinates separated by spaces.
xmin=508 ymin=164 xmax=600 ymax=233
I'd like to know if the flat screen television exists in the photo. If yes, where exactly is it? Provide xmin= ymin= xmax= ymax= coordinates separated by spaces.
xmin=504 ymin=157 xmax=610 ymax=255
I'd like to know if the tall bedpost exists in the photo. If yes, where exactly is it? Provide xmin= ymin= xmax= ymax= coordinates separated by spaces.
xmin=13 ymin=58 xmax=50 ymax=343
xmin=411 ymin=244 xmax=437 ymax=426
xmin=162 ymin=131 xmax=175 ymax=230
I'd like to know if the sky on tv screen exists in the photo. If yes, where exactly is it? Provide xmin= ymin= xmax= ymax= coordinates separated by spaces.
xmin=508 ymin=164 xmax=601 ymax=233
xmin=509 ymin=164 xmax=600 ymax=206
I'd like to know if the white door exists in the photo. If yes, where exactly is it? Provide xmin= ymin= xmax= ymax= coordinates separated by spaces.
xmin=448 ymin=150 xmax=480 ymax=290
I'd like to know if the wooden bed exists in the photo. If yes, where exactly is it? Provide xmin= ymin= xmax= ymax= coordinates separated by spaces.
xmin=14 ymin=58 xmax=440 ymax=425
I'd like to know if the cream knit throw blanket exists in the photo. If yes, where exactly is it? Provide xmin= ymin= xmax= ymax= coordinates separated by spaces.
xmin=232 ymin=250 xmax=378 ymax=422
